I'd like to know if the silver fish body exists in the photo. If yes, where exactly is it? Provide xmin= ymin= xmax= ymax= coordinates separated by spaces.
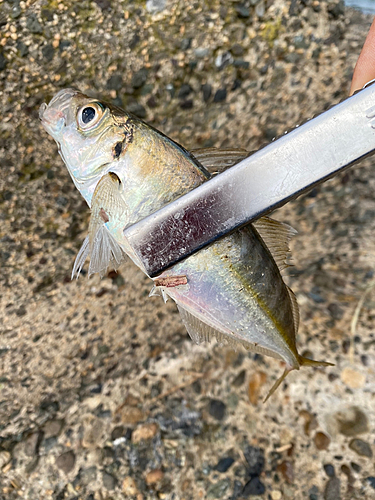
xmin=40 ymin=88 xmax=332 ymax=400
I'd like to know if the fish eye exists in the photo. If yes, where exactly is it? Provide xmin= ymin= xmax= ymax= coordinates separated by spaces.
xmin=77 ymin=102 xmax=105 ymax=130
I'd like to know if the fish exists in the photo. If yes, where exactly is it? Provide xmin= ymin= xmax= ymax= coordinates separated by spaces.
xmin=39 ymin=88 xmax=333 ymax=401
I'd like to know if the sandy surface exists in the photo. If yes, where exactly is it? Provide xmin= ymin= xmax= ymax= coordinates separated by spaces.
xmin=1 ymin=1 xmax=375 ymax=499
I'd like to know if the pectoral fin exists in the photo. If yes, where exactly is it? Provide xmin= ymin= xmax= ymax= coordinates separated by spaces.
xmin=72 ymin=172 xmax=128 ymax=279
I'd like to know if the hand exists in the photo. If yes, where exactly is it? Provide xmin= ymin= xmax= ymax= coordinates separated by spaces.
xmin=350 ymin=18 xmax=375 ymax=94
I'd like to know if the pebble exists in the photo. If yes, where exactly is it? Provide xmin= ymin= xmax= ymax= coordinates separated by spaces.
xmin=202 ymin=83 xmax=212 ymax=102
xmin=178 ymin=84 xmax=193 ymax=99
xmin=235 ymin=4 xmax=250 ymax=18
xmin=79 ymin=466 xmax=97 ymax=484
xmin=123 ymin=476 xmax=139 ymax=495
xmin=277 ymin=460 xmax=294 ymax=484
xmin=132 ymin=68 xmax=148 ymax=89
xmin=127 ymin=102 xmax=147 ymax=119
xmin=214 ymin=456 xmax=235 ymax=473
xmin=215 ymin=51 xmax=233 ymax=70
xmin=324 ymin=476 xmax=341 ymax=500
xmin=26 ymin=14 xmax=43 ymax=34
xmin=146 ymin=0 xmax=166 ymax=14
xmin=118 ymin=405 xmax=144 ymax=425
xmin=349 ymin=438 xmax=373 ymax=458
xmin=207 ymin=478 xmax=230 ymax=498
xmin=107 ymin=74 xmax=123 ymax=91
xmin=314 ymin=432 xmax=330 ymax=450
xmin=82 ymin=416 xmax=105 ymax=448
xmin=55 ymin=451 xmax=76 ymax=474
xmin=271 ymin=491 xmax=282 ymax=500
xmin=24 ymin=432 xmax=41 ymax=457
xmin=334 ymin=406 xmax=369 ymax=436
xmin=248 ymin=371 xmax=267 ymax=405
xmin=243 ymin=445 xmax=264 ymax=476
xmin=0 ymin=451 xmax=11 ymax=469
xmin=42 ymin=44 xmax=54 ymax=61
xmin=102 ymin=471 xmax=117 ymax=490
xmin=145 ymin=469 xmax=164 ymax=485
xmin=213 ymin=88 xmax=227 ymax=103
xmin=323 ymin=464 xmax=335 ymax=477
xmin=340 ymin=367 xmax=366 ymax=389
xmin=242 ymin=476 xmax=265 ymax=496
xmin=208 ymin=399 xmax=227 ymax=421
xmin=131 ymin=422 xmax=158 ymax=443
xmin=43 ymin=419 xmax=64 ymax=439
xmin=366 ymin=477 xmax=375 ymax=489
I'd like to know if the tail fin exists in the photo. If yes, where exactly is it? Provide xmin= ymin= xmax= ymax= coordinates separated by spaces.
xmin=298 ymin=356 xmax=334 ymax=368
xmin=263 ymin=356 xmax=334 ymax=403
xmin=263 ymin=368 xmax=291 ymax=403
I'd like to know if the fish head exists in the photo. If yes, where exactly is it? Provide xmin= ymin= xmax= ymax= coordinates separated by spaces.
xmin=39 ymin=88 xmax=126 ymax=205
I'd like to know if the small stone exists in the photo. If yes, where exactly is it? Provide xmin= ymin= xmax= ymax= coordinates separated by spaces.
xmin=277 ymin=460 xmax=294 ymax=484
xmin=43 ymin=419 xmax=64 ymax=439
xmin=323 ymin=464 xmax=335 ymax=477
xmin=314 ymin=432 xmax=330 ymax=450
xmin=107 ymin=74 xmax=123 ymax=91
xmin=79 ymin=466 xmax=97 ymax=484
xmin=55 ymin=451 xmax=75 ymax=474
xmin=132 ymin=423 xmax=158 ymax=443
xmin=17 ymin=42 xmax=29 ymax=57
xmin=180 ymin=38 xmax=192 ymax=51
xmin=349 ymin=438 xmax=373 ymax=458
xmin=213 ymin=88 xmax=227 ymax=103
xmin=334 ymin=406 xmax=369 ymax=436
xmin=132 ymin=68 xmax=148 ymax=89
xmin=180 ymin=99 xmax=193 ymax=110
xmin=233 ymin=370 xmax=246 ymax=387
xmin=207 ymin=479 xmax=230 ymax=498
xmin=243 ymin=446 xmax=264 ymax=476
xmin=242 ymin=477 xmax=265 ymax=496
xmin=102 ymin=471 xmax=117 ymax=490
xmin=195 ymin=47 xmax=210 ymax=58
xmin=94 ymin=0 xmax=112 ymax=10
xmin=127 ymin=102 xmax=146 ymax=119
xmin=214 ymin=457 xmax=235 ymax=473
xmin=145 ymin=469 xmax=164 ymax=485
xmin=178 ymin=84 xmax=193 ymax=99
xmin=235 ymin=4 xmax=250 ymax=18
xmin=202 ymin=83 xmax=212 ymax=102
xmin=271 ymin=491 xmax=282 ymax=500
xmin=324 ymin=477 xmax=341 ymax=500
xmin=350 ymin=462 xmax=361 ymax=472
xmin=82 ymin=416 xmax=105 ymax=448
xmin=215 ymin=52 xmax=233 ymax=70
xmin=208 ymin=399 xmax=226 ymax=421
xmin=146 ymin=0 xmax=166 ymax=13
xmin=25 ymin=432 xmax=41 ymax=457
xmin=123 ymin=476 xmax=139 ymax=495
xmin=366 ymin=477 xmax=375 ymax=489
xmin=341 ymin=368 xmax=365 ymax=389
xmin=0 ymin=451 xmax=11 ymax=469
xmin=42 ymin=44 xmax=54 ymax=61
xmin=248 ymin=371 xmax=267 ymax=405
xmin=26 ymin=14 xmax=43 ymax=34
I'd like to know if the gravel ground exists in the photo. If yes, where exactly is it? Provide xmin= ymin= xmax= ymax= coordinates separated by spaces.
xmin=1 ymin=1 xmax=375 ymax=499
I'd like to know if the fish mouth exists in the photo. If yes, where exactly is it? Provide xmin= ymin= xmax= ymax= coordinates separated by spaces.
xmin=39 ymin=88 xmax=81 ymax=137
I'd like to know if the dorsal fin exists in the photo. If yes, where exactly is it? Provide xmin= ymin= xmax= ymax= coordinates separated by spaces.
xmin=176 ymin=303 xmax=283 ymax=360
xmin=286 ymin=285 xmax=300 ymax=333
xmin=253 ymin=216 xmax=297 ymax=272
xmin=191 ymin=147 xmax=251 ymax=175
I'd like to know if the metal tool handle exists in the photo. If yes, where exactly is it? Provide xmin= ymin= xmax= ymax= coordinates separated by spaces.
xmin=124 ymin=82 xmax=375 ymax=278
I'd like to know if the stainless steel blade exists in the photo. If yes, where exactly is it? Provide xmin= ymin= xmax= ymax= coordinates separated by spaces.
xmin=124 ymin=82 xmax=375 ymax=278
